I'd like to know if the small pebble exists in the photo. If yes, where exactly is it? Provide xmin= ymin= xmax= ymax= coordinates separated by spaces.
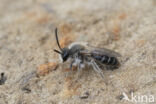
xmin=80 ymin=91 xmax=90 ymax=99
xmin=0 ymin=72 xmax=7 ymax=85
xmin=21 ymin=85 xmax=31 ymax=93
xmin=116 ymin=94 xmax=124 ymax=100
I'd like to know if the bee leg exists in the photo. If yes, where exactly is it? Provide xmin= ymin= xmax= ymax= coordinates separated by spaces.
xmin=69 ymin=60 xmax=75 ymax=70
xmin=91 ymin=60 xmax=104 ymax=79
xmin=76 ymin=60 xmax=82 ymax=77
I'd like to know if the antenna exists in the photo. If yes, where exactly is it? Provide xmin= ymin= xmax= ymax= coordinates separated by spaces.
xmin=54 ymin=49 xmax=62 ymax=54
xmin=53 ymin=28 xmax=62 ymax=54
xmin=55 ymin=28 xmax=62 ymax=51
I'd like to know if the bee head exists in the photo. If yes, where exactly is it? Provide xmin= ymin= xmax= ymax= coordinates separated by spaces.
xmin=61 ymin=48 xmax=70 ymax=62
xmin=53 ymin=28 xmax=70 ymax=62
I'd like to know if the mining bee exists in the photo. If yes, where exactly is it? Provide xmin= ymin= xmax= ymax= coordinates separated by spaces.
xmin=54 ymin=28 xmax=121 ymax=78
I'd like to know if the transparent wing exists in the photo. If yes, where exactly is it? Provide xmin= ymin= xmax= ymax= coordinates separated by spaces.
xmin=85 ymin=44 xmax=121 ymax=57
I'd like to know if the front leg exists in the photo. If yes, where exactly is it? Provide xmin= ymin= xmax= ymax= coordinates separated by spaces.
xmin=69 ymin=59 xmax=75 ymax=70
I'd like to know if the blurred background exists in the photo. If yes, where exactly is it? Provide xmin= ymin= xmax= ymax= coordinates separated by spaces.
xmin=0 ymin=0 xmax=156 ymax=104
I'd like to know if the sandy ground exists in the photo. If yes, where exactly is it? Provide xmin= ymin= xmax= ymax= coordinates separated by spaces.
xmin=0 ymin=0 xmax=156 ymax=104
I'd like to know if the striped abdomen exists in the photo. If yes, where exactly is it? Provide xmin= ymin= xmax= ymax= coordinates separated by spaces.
xmin=91 ymin=54 xmax=119 ymax=66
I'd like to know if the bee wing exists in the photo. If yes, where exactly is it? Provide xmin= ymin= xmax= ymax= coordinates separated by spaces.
xmin=86 ymin=44 xmax=121 ymax=57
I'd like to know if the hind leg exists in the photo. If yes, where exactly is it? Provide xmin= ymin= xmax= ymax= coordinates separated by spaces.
xmin=90 ymin=60 xmax=104 ymax=79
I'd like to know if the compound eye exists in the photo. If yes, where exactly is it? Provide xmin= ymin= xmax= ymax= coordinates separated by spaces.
xmin=62 ymin=49 xmax=70 ymax=62
xmin=64 ymin=51 xmax=68 ymax=57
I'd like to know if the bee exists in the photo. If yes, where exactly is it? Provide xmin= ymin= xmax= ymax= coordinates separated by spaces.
xmin=53 ymin=28 xmax=121 ymax=78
